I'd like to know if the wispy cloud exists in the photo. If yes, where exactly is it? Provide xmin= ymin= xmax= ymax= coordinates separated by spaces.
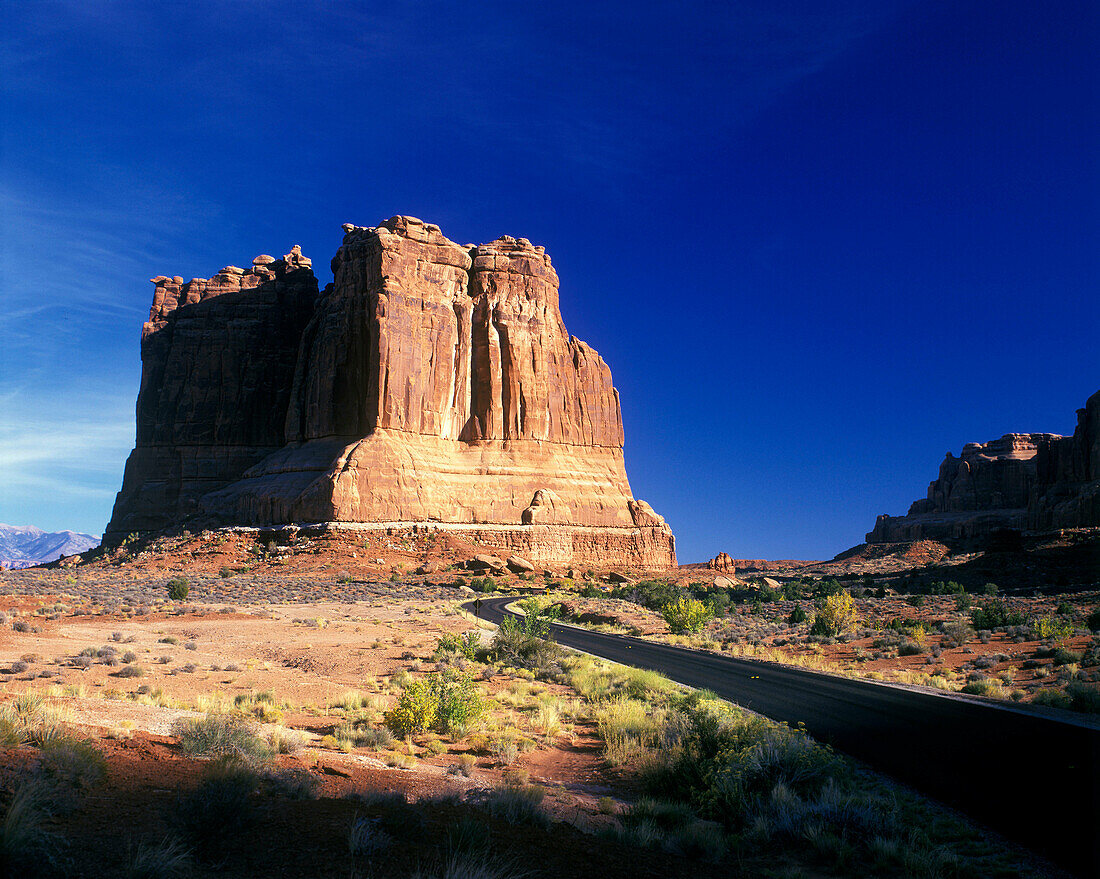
xmin=0 ymin=389 xmax=133 ymax=528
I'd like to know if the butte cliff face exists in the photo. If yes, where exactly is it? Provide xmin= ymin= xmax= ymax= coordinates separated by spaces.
xmin=867 ymin=390 xmax=1100 ymax=544
xmin=107 ymin=217 xmax=676 ymax=568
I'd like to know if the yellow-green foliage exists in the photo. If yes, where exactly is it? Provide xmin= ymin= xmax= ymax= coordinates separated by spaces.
xmin=661 ymin=596 xmax=713 ymax=634
xmin=812 ymin=590 xmax=858 ymax=636
xmin=1034 ymin=615 xmax=1074 ymax=643
xmin=384 ymin=678 xmax=437 ymax=736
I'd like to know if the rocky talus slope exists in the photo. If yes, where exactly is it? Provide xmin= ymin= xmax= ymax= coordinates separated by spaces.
xmin=107 ymin=217 xmax=675 ymax=568
xmin=868 ymin=389 xmax=1100 ymax=544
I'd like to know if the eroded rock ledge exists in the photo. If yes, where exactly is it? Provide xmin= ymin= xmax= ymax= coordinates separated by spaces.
xmin=867 ymin=390 xmax=1100 ymax=544
xmin=107 ymin=217 xmax=676 ymax=568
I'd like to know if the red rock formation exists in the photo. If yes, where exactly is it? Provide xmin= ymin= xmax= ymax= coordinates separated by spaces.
xmin=707 ymin=552 xmax=736 ymax=573
xmin=867 ymin=391 xmax=1100 ymax=544
xmin=107 ymin=250 xmax=319 ymax=535
xmin=107 ymin=217 xmax=676 ymax=568
xmin=1030 ymin=390 xmax=1100 ymax=530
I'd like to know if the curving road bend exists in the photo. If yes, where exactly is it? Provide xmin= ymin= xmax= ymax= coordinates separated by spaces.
xmin=466 ymin=595 xmax=1100 ymax=876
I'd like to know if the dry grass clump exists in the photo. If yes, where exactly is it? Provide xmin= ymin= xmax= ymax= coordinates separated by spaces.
xmin=172 ymin=714 xmax=273 ymax=762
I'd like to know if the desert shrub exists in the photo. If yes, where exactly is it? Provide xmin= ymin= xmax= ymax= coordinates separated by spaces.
xmin=175 ymin=757 xmax=258 ymax=856
xmin=596 ymin=697 xmax=658 ymax=766
xmin=172 ymin=714 xmax=273 ymax=762
xmin=124 ymin=836 xmax=192 ymax=879
xmin=0 ymin=781 xmax=64 ymax=876
xmin=787 ymin=605 xmax=808 ymax=625
xmin=491 ymin=617 xmax=563 ymax=676
xmin=810 ymin=591 xmax=857 ymax=637
xmin=38 ymin=737 xmax=107 ymax=788
xmin=263 ymin=767 xmax=320 ymax=800
xmin=1032 ymin=688 xmax=1072 ymax=710
xmin=117 ymin=665 xmax=145 ymax=678
xmin=1085 ymin=608 xmax=1100 ymax=632
xmin=1065 ymin=682 xmax=1100 ymax=714
xmin=166 ymin=577 xmax=189 ymax=602
xmin=436 ymin=631 xmax=482 ymax=661
xmin=385 ymin=678 xmax=438 ymax=736
xmin=661 ymin=597 xmax=713 ymax=635
xmin=897 ymin=641 xmax=924 ymax=656
xmin=451 ymin=754 xmax=477 ymax=777
xmin=445 ymin=816 xmax=491 ymax=854
xmin=1051 ymin=647 xmax=1083 ymax=666
xmin=642 ymin=704 xmax=840 ymax=828
xmin=353 ymin=791 xmax=426 ymax=839
xmin=961 ymin=679 xmax=1003 ymax=698
xmin=486 ymin=783 xmax=550 ymax=827
xmin=348 ymin=816 xmax=392 ymax=857
xmin=514 ymin=598 xmax=561 ymax=638
xmin=621 ymin=797 xmax=694 ymax=831
xmin=268 ymin=726 xmax=305 ymax=754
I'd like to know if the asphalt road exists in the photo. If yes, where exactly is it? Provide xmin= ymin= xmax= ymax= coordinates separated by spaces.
xmin=467 ymin=595 xmax=1100 ymax=876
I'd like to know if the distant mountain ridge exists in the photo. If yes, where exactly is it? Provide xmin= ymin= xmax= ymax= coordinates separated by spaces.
xmin=0 ymin=524 xmax=100 ymax=569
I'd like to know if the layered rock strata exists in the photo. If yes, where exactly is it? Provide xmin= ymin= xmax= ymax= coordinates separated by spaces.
xmin=867 ymin=390 xmax=1100 ymax=544
xmin=107 ymin=217 xmax=676 ymax=568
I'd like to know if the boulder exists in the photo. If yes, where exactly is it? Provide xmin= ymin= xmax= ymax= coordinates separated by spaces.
xmin=467 ymin=554 xmax=506 ymax=573
xmin=506 ymin=555 xmax=535 ymax=573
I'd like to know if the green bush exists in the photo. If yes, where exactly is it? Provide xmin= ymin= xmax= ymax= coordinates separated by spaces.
xmin=1087 ymin=608 xmax=1100 ymax=632
xmin=436 ymin=631 xmax=481 ymax=660
xmin=661 ymin=597 xmax=713 ymax=634
xmin=787 ymin=605 xmax=808 ymax=625
xmin=434 ymin=673 xmax=486 ymax=736
xmin=970 ymin=600 xmax=1024 ymax=630
xmin=166 ymin=577 xmax=189 ymax=602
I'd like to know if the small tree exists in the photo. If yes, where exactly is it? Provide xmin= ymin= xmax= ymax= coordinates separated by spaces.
xmin=811 ymin=590 xmax=857 ymax=637
xmin=661 ymin=596 xmax=712 ymax=634
xmin=167 ymin=576 xmax=190 ymax=602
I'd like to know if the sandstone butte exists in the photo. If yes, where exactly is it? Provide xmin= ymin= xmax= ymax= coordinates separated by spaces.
xmin=106 ymin=216 xmax=676 ymax=568
xmin=867 ymin=389 xmax=1100 ymax=545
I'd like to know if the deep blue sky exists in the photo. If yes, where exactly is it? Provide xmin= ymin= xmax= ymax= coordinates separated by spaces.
xmin=1 ymin=1 xmax=1096 ymax=561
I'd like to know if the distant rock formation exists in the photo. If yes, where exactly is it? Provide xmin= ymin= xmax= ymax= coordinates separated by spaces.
xmin=867 ymin=390 xmax=1100 ymax=544
xmin=707 ymin=552 xmax=736 ymax=573
xmin=106 ymin=217 xmax=676 ymax=568
xmin=0 ymin=524 xmax=99 ymax=569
